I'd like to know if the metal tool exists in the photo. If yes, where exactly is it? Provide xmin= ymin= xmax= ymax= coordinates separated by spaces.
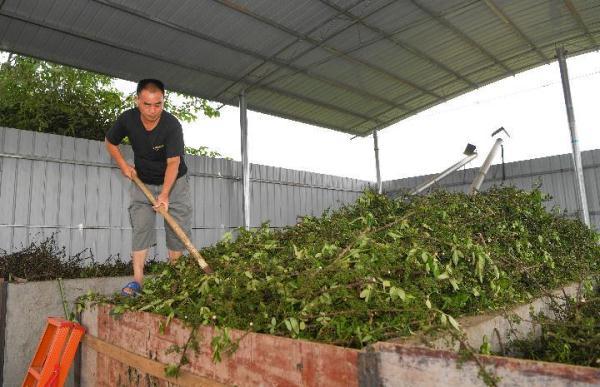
xmin=469 ymin=127 xmax=510 ymax=194
xmin=409 ymin=144 xmax=478 ymax=195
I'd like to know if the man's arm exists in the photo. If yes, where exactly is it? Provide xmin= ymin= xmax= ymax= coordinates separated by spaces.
xmin=153 ymin=156 xmax=180 ymax=212
xmin=105 ymin=138 xmax=136 ymax=179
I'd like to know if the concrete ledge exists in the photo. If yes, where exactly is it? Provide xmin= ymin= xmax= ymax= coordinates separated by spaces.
xmin=391 ymin=282 xmax=581 ymax=353
xmin=367 ymin=341 xmax=600 ymax=387
xmin=81 ymin=305 xmax=98 ymax=387
xmin=2 ymin=276 xmax=131 ymax=387
xmin=459 ymin=282 xmax=581 ymax=353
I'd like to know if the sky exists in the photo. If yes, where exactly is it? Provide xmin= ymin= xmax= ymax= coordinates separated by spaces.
xmin=111 ymin=50 xmax=600 ymax=183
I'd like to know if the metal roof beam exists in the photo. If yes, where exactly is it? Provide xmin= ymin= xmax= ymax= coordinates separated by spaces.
xmin=91 ymin=0 xmax=402 ymax=112
xmin=482 ymin=0 xmax=550 ymax=63
xmin=410 ymin=0 xmax=514 ymax=76
xmin=241 ymin=0 xmax=409 ymax=105
xmin=563 ymin=0 xmax=598 ymax=46
xmin=410 ymin=26 xmax=600 ymax=106
xmin=213 ymin=0 xmax=363 ymax=102
xmin=212 ymin=0 xmax=442 ymax=100
xmin=275 ymin=1 xmax=489 ymax=84
xmin=0 ymin=9 xmax=383 ymax=126
xmin=317 ymin=0 xmax=479 ymax=89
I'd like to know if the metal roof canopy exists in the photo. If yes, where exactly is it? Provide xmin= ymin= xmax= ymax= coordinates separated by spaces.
xmin=1 ymin=0 xmax=599 ymax=137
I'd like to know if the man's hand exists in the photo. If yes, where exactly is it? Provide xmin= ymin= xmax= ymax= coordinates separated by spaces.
xmin=153 ymin=192 xmax=169 ymax=212
xmin=105 ymin=139 xmax=136 ymax=180
xmin=120 ymin=163 xmax=137 ymax=179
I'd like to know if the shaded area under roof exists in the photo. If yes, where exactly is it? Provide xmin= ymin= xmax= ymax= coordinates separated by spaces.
xmin=0 ymin=0 xmax=599 ymax=136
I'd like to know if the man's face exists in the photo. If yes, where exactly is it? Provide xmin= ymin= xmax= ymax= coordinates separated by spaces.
xmin=136 ymin=88 xmax=164 ymax=123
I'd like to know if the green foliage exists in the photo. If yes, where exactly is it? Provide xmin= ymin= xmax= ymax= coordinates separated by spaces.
xmin=163 ymin=326 xmax=200 ymax=377
xmin=100 ymin=187 xmax=599 ymax=353
xmin=0 ymin=54 xmax=122 ymax=140
xmin=211 ymin=327 xmax=245 ymax=363
xmin=507 ymin=284 xmax=600 ymax=368
xmin=184 ymin=146 xmax=228 ymax=159
xmin=0 ymin=52 xmax=220 ymax=141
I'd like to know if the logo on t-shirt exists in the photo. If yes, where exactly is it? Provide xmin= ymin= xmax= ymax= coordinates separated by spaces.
xmin=153 ymin=144 xmax=165 ymax=151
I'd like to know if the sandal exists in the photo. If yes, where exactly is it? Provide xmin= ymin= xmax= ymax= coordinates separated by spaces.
xmin=121 ymin=281 xmax=142 ymax=297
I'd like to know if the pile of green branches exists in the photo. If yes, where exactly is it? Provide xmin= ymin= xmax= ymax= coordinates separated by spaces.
xmin=105 ymin=187 xmax=599 ymax=350
xmin=507 ymin=284 xmax=600 ymax=368
xmin=0 ymin=235 xmax=164 ymax=281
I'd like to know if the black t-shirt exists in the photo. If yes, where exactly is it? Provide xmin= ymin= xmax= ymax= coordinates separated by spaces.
xmin=106 ymin=108 xmax=188 ymax=185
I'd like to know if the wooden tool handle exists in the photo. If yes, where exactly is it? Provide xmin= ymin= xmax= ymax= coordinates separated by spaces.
xmin=131 ymin=175 xmax=213 ymax=274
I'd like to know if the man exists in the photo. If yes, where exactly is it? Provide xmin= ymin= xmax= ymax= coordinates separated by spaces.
xmin=105 ymin=79 xmax=191 ymax=296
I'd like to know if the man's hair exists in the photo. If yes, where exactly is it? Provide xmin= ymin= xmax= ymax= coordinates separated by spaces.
xmin=136 ymin=79 xmax=165 ymax=95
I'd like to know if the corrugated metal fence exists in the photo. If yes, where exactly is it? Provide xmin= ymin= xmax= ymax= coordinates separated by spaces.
xmin=3 ymin=125 xmax=598 ymax=261
xmin=0 ymin=127 xmax=370 ymax=260
xmin=383 ymin=149 xmax=600 ymax=230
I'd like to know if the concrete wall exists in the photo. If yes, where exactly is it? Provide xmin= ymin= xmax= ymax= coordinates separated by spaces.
xmin=394 ymin=283 xmax=582 ymax=354
xmin=2 ymin=276 xmax=130 ymax=387
xmin=365 ymin=342 xmax=600 ymax=387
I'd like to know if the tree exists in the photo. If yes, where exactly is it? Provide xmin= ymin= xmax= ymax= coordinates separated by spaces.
xmin=0 ymin=53 xmax=223 ymax=156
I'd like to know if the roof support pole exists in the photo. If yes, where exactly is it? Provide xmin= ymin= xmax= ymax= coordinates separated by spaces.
xmin=373 ymin=130 xmax=382 ymax=194
xmin=556 ymin=47 xmax=590 ymax=226
xmin=239 ymin=91 xmax=251 ymax=230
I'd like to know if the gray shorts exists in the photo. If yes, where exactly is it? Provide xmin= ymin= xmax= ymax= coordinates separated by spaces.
xmin=128 ymin=175 xmax=192 ymax=252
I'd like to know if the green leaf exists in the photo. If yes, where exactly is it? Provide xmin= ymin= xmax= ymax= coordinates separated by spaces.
xmin=390 ymin=286 xmax=407 ymax=302
xmin=290 ymin=317 xmax=300 ymax=335
xmin=479 ymin=335 xmax=492 ymax=355
xmin=448 ymin=315 xmax=460 ymax=331
xmin=449 ymin=278 xmax=459 ymax=291
xmin=440 ymin=313 xmax=448 ymax=326
xmin=425 ymin=298 xmax=432 ymax=309
xmin=138 ymin=299 xmax=161 ymax=312
xmin=359 ymin=287 xmax=372 ymax=303
xmin=452 ymin=249 xmax=461 ymax=265
xmin=387 ymin=231 xmax=401 ymax=240
xmin=477 ymin=253 xmax=486 ymax=282
xmin=293 ymin=244 xmax=303 ymax=259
